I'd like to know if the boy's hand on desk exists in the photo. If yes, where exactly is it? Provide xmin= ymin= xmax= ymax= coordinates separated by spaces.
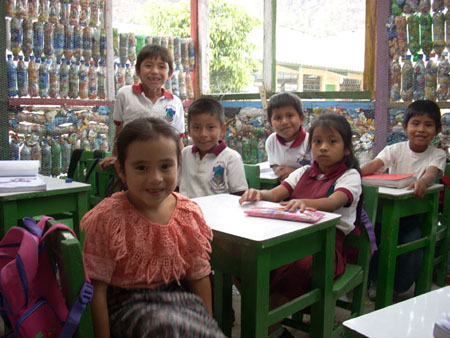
xmin=239 ymin=189 xmax=262 ymax=204
xmin=274 ymin=166 xmax=295 ymax=181
xmin=407 ymin=178 xmax=427 ymax=199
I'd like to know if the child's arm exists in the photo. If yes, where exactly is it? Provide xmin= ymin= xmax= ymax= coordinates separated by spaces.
xmin=99 ymin=125 xmax=122 ymax=170
xmin=239 ymin=185 xmax=290 ymax=204
xmin=408 ymin=165 xmax=441 ymax=198
xmin=185 ymin=276 xmax=213 ymax=316
xmin=281 ymin=190 xmax=350 ymax=213
xmin=91 ymin=279 xmax=110 ymax=338
xmin=361 ymin=158 xmax=384 ymax=176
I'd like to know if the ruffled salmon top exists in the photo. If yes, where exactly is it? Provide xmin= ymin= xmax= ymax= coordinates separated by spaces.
xmin=81 ymin=191 xmax=212 ymax=289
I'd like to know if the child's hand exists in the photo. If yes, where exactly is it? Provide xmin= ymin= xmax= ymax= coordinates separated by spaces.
xmin=239 ymin=189 xmax=262 ymax=204
xmin=99 ymin=156 xmax=116 ymax=170
xmin=280 ymin=199 xmax=316 ymax=213
xmin=274 ymin=166 xmax=295 ymax=181
xmin=407 ymin=178 xmax=427 ymax=199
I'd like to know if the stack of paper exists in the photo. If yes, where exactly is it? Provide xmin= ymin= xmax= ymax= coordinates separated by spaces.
xmin=362 ymin=173 xmax=416 ymax=189
xmin=0 ymin=161 xmax=47 ymax=193
xmin=434 ymin=312 xmax=450 ymax=338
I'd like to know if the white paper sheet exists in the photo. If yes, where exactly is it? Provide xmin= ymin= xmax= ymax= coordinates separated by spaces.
xmin=0 ymin=160 xmax=40 ymax=177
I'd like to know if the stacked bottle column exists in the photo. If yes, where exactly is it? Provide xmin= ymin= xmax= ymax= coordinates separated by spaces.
xmin=5 ymin=0 xmax=108 ymax=100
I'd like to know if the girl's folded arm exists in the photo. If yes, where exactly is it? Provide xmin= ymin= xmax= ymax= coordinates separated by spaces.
xmin=283 ymin=190 xmax=350 ymax=212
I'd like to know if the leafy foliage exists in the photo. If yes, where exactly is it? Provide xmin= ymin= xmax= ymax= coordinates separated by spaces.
xmin=136 ymin=0 xmax=261 ymax=93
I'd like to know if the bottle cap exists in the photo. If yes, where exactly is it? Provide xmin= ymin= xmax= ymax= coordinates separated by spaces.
xmin=65 ymin=178 xmax=73 ymax=183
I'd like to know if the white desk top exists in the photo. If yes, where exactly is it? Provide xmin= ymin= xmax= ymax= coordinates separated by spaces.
xmin=0 ymin=175 xmax=90 ymax=197
xmin=343 ymin=286 xmax=450 ymax=338
xmin=193 ymin=193 xmax=340 ymax=242
xmin=378 ymin=183 xmax=443 ymax=197
xmin=258 ymin=162 xmax=278 ymax=180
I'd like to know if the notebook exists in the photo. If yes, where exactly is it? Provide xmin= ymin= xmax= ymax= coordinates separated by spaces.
xmin=362 ymin=173 xmax=415 ymax=189
xmin=433 ymin=312 xmax=450 ymax=338
xmin=244 ymin=207 xmax=325 ymax=223
xmin=0 ymin=161 xmax=47 ymax=193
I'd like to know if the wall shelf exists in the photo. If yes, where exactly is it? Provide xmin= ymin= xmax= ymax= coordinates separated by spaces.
xmin=9 ymin=98 xmax=115 ymax=107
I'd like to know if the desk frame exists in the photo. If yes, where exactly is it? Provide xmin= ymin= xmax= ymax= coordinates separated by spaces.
xmin=211 ymin=218 xmax=338 ymax=338
xmin=375 ymin=186 xmax=441 ymax=310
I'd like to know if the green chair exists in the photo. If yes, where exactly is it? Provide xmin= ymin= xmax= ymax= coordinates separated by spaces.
xmin=283 ymin=185 xmax=378 ymax=337
xmin=244 ymin=163 xmax=261 ymax=189
xmin=433 ymin=163 xmax=450 ymax=286
xmin=85 ymin=158 xmax=119 ymax=208
xmin=71 ymin=150 xmax=106 ymax=183
xmin=44 ymin=219 xmax=94 ymax=338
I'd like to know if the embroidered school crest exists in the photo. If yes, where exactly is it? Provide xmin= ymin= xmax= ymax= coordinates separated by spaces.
xmin=165 ymin=106 xmax=176 ymax=123
xmin=211 ymin=164 xmax=226 ymax=190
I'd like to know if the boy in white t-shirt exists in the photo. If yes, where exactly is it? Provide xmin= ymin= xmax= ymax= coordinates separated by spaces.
xmin=178 ymin=98 xmax=248 ymax=198
xmin=265 ymin=92 xmax=311 ymax=181
xmin=362 ymin=100 xmax=446 ymax=295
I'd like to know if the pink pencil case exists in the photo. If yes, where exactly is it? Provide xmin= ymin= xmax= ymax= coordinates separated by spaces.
xmin=244 ymin=207 xmax=325 ymax=223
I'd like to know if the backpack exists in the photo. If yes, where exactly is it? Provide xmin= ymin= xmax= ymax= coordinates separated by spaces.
xmin=0 ymin=216 xmax=93 ymax=338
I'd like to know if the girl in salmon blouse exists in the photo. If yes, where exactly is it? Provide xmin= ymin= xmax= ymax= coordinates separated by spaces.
xmin=81 ymin=117 xmax=225 ymax=338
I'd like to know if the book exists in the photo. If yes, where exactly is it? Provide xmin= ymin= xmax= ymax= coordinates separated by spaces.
xmin=244 ymin=207 xmax=325 ymax=223
xmin=362 ymin=173 xmax=415 ymax=189
xmin=0 ymin=161 xmax=47 ymax=193
xmin=433 ymin=312 xmax=450 ymax=338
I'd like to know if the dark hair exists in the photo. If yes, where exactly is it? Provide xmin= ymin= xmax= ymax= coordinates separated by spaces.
xmin=403 ymin=100 xmax=442 ymax=131
xmin=267 ymin=92 xmax=304 ymax=123
xmin=135 ymin=44 xmax=174 ymax=75
xmin=306 ymin=113 xmax=360 ymax=173
xmin=116 ymin=117 xmax=181 ymax=171
xmin=187 ymin=98 xmax=225 ymax=126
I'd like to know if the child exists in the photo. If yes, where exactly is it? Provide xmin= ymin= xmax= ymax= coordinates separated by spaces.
xmin=362 ymin=100 xmax=446 ymax=294
xmin=81 ymin=117 xmax=225 ymax=337
xmin=240 ymin=113 xmax=362 ymax=337
xmin=99 ymin=44 xmax=185 ymax=169
xmin=179 ymin=98 xmax=248 ymax=198
xmin=265 ymin=92 xmax=311 ymax=181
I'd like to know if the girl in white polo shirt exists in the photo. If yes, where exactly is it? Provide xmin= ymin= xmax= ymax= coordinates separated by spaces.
xmin=265 ymin=92 xmax=312 ymax=181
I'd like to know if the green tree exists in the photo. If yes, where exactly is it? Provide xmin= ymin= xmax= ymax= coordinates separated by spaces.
xmin=137 ymin=0 xmax=260 ymax=93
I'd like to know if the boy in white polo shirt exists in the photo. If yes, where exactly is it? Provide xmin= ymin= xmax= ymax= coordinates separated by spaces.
xmin=265 ymin=92 xmax=311 ymax=181
xmin=99 ymin=44 xmax=184 ymax=169
xmin=179 ymin=98 xmax=248 ymax=198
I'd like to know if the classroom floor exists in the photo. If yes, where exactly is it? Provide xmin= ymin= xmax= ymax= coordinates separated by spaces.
xmin=230 ymin=282 xmax=443 ymax=338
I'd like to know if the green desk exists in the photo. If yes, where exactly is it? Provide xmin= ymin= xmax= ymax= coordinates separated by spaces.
xmin=194 ymin=194 xmax=340 ymax=338
xmin=0 ymin=175 xmax=90 ymax=238
xmin=374 ymin=184 xmax=443 ymax=310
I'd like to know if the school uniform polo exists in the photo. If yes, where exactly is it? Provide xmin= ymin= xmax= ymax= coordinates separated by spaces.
xmin=265 ymin=127 xmax=311 ymax=168
xmin=113 ymin=84 xmax=185 ymax=135
xmin=179 ymin=140 xmax=248 ymax=198
xmin=375 ymin=141 xmax=446 ymax=178
xmin=282 ymin=162 xmax=362 ymax=235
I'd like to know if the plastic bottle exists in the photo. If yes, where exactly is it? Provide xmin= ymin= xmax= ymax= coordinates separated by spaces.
xmin=128 ymin=33 xmax=136 ymax=64
xmin=165 ymin=77 xmax=172 ymax=92
xmin=28 ymin=56 xmax=39 ymax=97
xmin=51 ymin=138 xmax=61 ymax=176
xmin=79 ymin=6 xmax=89 ymax=27
xmin=91 ymin=28 xmax=100 ymax=63
xmin=413 ymin=54 xmax=426 ymax=100
xmin=88 ymin=62 xmax=98 ymax=99
xmin=59 ymin=59 xmax=69 ymax=98
xmin=21 ymin=19 xmax=33 ymax=58
xmin=418 ymin=0 xmax=431 ymax=13
xmin=89 ymin=0 xmax=99 ymax=27
xmin=61 ymin=138 xmax=71 ymax=174
xmin=73 ymin=26 xmax=83 ymax=62
xmin=6 ymin=17 xmax=11 ymax=52
xmin=97 ymin=61 xmax=106 ymax=99
xmin=79 ymin=62 xmax=89 ymax=99
xmin=119 ymin=33 xmax=129 ymax=65
xmin=10 ymin=138 xmax=20 ymax=160
xmin=41 ymin=139 xmax=51 ymax=175
xmin=181 ymin=38 xmax=189 ymax=69
xmin=83 ymin=26 xmax=92 ymax=61
xmin=10 ymin=17 xmax=22 ymax=58
xmin=115 ymin=63 xmax=125 ymax=92
xmin=7 ymin=55 xmax=18 ymax=98
xmin=69 ymin=0 xmax=79 ymax=26
xmin=179 ymin=68 xmax=187 ymax=100
xmin=168 ymin=36 xmax=174 ymax=59
xmin=401 ymin=55 xmax=414 ymax=101
xmin=32 ymin=21 xmax=44 ymax=58
xmin=125 ymin=63 xmax=133 ymax=85
xmin=28 ymin=0 xmax=38 ymax=20
xmin=20 ymin=142 xmax=32 ymax=161
xmin=432 ymin=0 xmax=445 ymax=11
xmin=6 ymin=0 xmax=15 ymax=18
xmin=404 ymin=0 xmax=418 ymax=13
xmin=39 ymin=0 xmax=49 ymax=22
xmin=17 ymin=56 xmax=28 ymax=97
xmin=419 ymin=13 xmax=433 ymax=57
xmin=31 ymin=140 xmax=41 ymax=161
xmin=80 ymin=0 xmax=89 ymax=9
xmin=186 ymin=69 xmax=194 ymax=99
xmin=425 ymin=55 xmax=437 ymax=100
xmin=433 ymin=12 xmax=446 ymax=56
xmin=136 ymin=35 xmax=145 ymax=55
xmin=173 ymin=37 xmax=182 ymax=69
xmin=161 ymin=36 xmax=168 ymax=49
xmin=100 ymin=28 xmax=106 ymax=61
xmin=49 ymin=58 xmax=60 ymax=98
xmin=113 ymin=28 xmax=119 ymax=57
xmin=133 ymin=67 xmax=139 ymax=84
xmin=38 ymin=58 xmax=50 ymax=98
xmin=53 ymin=23 xmax=64 ymax=60
xmin=407 ymin=14 xmax=420 ymax=56
xmin=59 ymin=3 xmax=69 ymax=25
xmin=446 ymin=11 xmax=450 ymax=50
xmin=15 ymin=0 xmax=27 ymax=19
xmin=48 ymin=0 xmax=59 ymax=24
xmin=437 ymin=53 xmax=450 ymax=101
xmin=188 ymin=38 xmax=195 ymax=71
xmin=64 ymin=24 xmax=74 ymax=60
xmin=69 ymin=61 xmax=79 ymax=98
xmin=171 ymin=69 xmax=180 ymax=97
xmin=43 ymin=22 xmax=54 ymax=58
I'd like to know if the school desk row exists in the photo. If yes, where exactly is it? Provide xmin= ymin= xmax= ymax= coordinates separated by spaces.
xmin=1 ymin=176 xmax=446 ymax=337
